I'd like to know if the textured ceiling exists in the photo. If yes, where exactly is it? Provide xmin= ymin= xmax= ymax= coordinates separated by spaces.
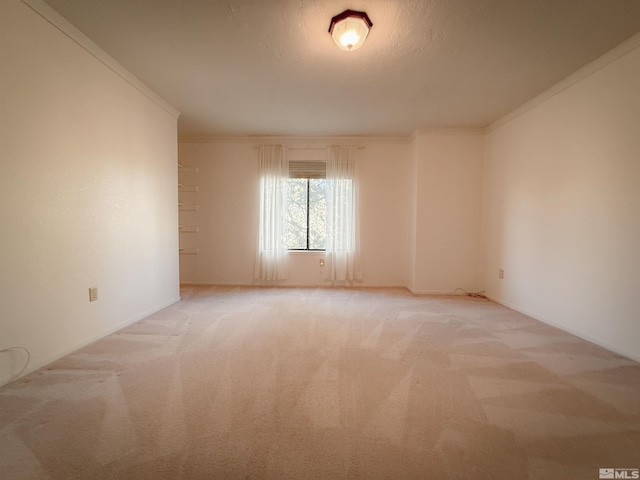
xmin=43 ymin=0 xmax=640 ymax=137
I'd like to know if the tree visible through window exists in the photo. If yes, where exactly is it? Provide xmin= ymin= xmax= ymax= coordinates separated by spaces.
xmin=286 ymin=178 xmax=326 ymax=250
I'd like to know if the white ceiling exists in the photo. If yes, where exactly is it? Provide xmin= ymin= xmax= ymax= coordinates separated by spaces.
xmin=43 ymin=0 xmax=640 ymax=137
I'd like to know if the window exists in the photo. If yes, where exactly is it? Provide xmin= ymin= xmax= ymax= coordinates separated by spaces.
xmin=287 ymin=161 xmax=326 ymax=251
xmin=256 ymin=145 xmax=360 ymax=282
xmin=287 ymin=178 xmax=326 ymax=250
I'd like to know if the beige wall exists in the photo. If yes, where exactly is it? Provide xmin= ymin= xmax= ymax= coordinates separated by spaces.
xmin=409 ymin=131 xmax=484 ymax=294
xmin=178 ymin=142 xmax=258 ymax=285
xmin=178 ymin=141 xmax=412 ymax=287
xmin=0 ymin=0 xmax=180 ymax=385
xmin=356 ymin=143 xmax=412 ymax=287
xmin=482 ymin=38 xmax=640 ymax=361
xmin=178 ymin=134 xmax=484 ymax=293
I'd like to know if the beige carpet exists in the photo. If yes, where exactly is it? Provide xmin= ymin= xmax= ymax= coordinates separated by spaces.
xmin=1 ymin=286 xmax=639 ymax=479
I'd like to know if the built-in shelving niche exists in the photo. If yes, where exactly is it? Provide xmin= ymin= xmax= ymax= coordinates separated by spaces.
xmin=178 ymin=164 xmax=198 ymax=255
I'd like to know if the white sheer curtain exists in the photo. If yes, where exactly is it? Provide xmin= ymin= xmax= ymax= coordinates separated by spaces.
xmin=255 ymin=145 xmax=289 ymax=281
xmin=326 ymin=145 xmax=361 ymax=283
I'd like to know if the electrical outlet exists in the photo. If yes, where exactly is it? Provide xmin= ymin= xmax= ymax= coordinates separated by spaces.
xmin=498 ymin=269 xmax=504 ymax=279
xmin=89 ymin=287 xmax=98 ymax=302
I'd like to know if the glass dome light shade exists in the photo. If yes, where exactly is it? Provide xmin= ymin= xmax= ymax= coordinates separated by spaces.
xmin=329 ymin=10 xmax=373 ymax=52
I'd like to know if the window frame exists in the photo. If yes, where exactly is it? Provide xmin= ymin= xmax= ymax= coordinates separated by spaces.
xmin=287 ymin=178 xmax=326 ymax=252
xmin=287 ymin=157 xmax=326 ymax=253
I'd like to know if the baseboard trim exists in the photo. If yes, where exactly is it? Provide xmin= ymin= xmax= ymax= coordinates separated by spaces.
xmin=180 ymin=282 xmax=408 ymax=289
xmin=485 ymin=294 xmax=640 ymax=364
xmin=405 ymin=286 xmax=470 ymax=296
xmin=1 ymin=296 xmax=181 ymax=388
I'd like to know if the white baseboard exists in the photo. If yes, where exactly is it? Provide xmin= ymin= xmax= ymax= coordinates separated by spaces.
xmin=1 ymin=296 xmax=181 ymax=388
xmin=180 ymin=283 xmax=473 ymax=296
xmin=405 ymin=286 xmax=469 ymax=296
xmin=486 ymin=294 xmax=640 ymax=364
xmin=180 ymin=282 xmax=408 ymax=289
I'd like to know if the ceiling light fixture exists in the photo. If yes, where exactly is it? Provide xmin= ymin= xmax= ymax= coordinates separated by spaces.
xmin=329 ymin=10 xmax=373 ymax=52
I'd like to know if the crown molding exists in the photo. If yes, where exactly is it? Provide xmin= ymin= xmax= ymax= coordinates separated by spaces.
xmin=21 ymin=0 xmax=180 ymax=119
xmin=179 ymin=131 xmax=486 ymax=144
xmin=410 ymin=128 xmax=485 ymax=140
xmin=487 ymin=30 xmax=640 ymax=132
xmin=178 ymin=134 xmax=413 ymax=145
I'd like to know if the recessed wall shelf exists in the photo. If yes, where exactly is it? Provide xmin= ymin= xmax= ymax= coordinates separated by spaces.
xmin=178 ymin=163 xmax=199 ymax=255
xmin=178 ymin=165 xmax=198 ymax=174
xmin=178 ymin=204 xmax=199 ymax=211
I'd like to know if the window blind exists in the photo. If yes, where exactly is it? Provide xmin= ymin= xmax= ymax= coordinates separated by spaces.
xmin=289 ymin=161 xmax=326 ymax=179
